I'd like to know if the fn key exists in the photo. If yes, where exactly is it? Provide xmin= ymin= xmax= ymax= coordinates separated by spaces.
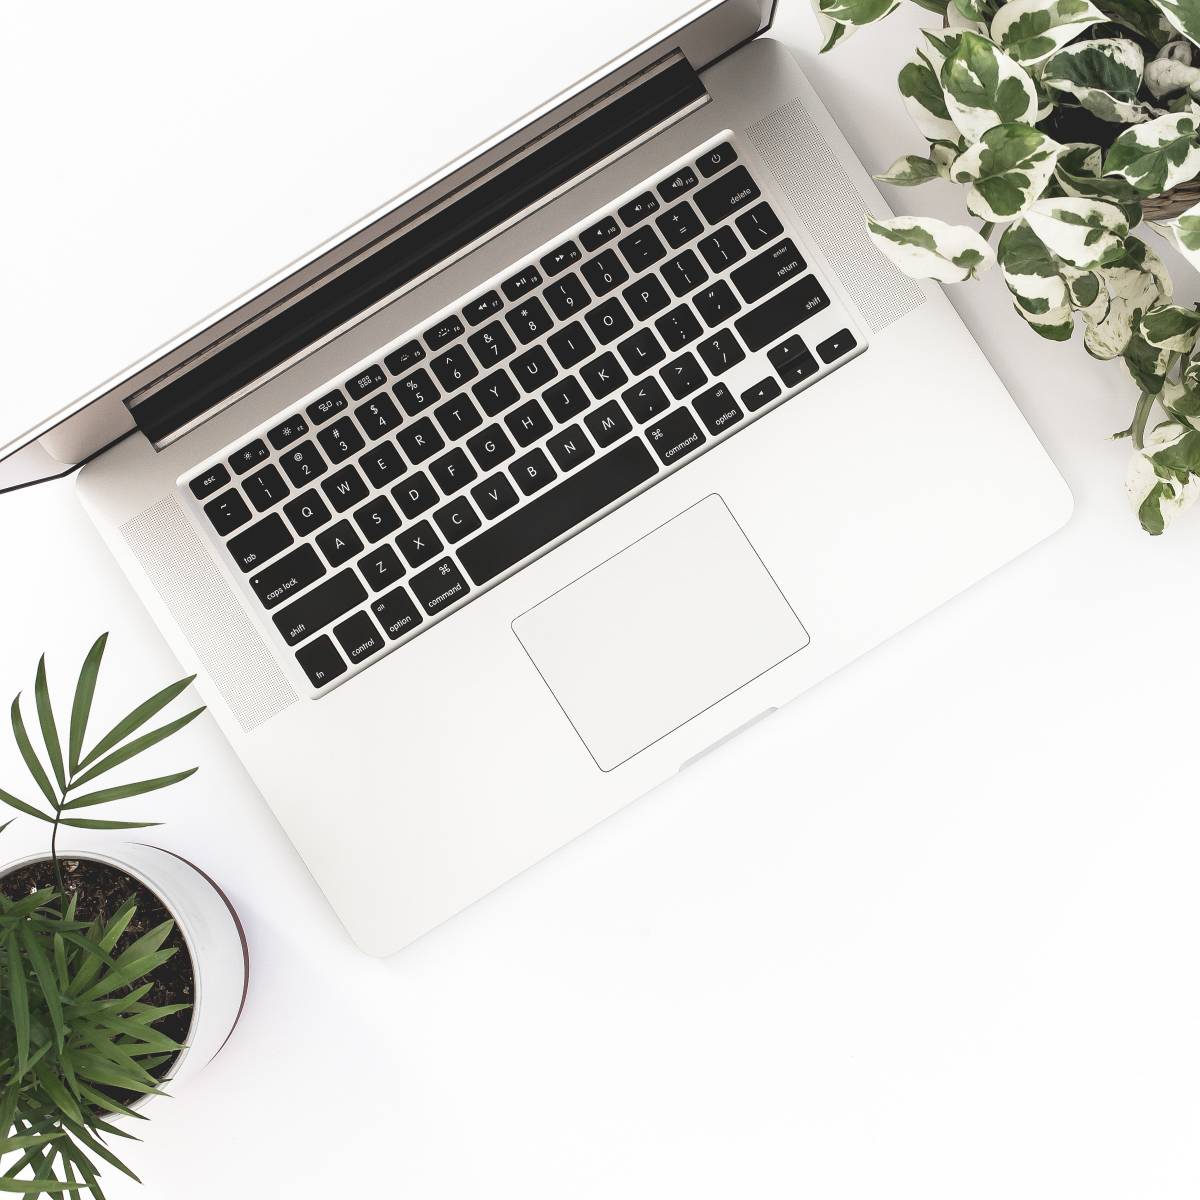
xmin=295 ymin=636 xmax=347 ymax=688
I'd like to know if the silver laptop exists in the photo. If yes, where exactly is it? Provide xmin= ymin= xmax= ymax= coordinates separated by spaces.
xmin=1 ymin=0 xmax=1071 ymax=955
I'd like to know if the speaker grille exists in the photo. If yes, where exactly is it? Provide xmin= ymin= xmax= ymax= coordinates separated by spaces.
xmin=121 ymin=496 xmax=297 ymax=732
xmin=746 ymin=98 xmax=924 ymax=334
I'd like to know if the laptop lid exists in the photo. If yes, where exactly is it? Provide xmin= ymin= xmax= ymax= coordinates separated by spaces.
xmin=0 ymin=0 xmax=774 ymax=492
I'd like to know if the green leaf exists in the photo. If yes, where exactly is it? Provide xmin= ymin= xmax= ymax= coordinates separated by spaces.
xmin=0 ymin=1182 xmax=85 ymax=1195
xmin=1140 ymin=303 xmax=1200 ymax=350
xmin=899 ymin=46 xmax=961 ymax=141
xmin=875 ymin=154 xmax=942 ymax=185
xmin=1096 ymin=0 xmax=1170 ymax=38
xmin=1055 ymin=142 xmax=1144 ymax=224
xmin=1127 ymin=422 xmax=1200 ymax=531
xmin=0 ymin=788 xmax=53 ymax=824
xmin=813 ymin=0 xmax=899 ymax=50
xmin=1103 ymin=109 xmax=1200 ymax=193
xmin=77 ymin=674 xmax=196 ymax=771
xmin=1083 ymin=238 xmax=1172 ymax=358
xmin=990 ymin=0 xmax=1104 ymax=66
xmin=1042 ymin=39 xmax=1157 ymax=123
xmin=11 ymin=696 xmax=57 ymax=809
xmin=998 ymin=219 xmax=1075 ymax=338
xmin=5 ymin=934 xmax=30 ymax=1077
xmin=70 ymin=708 xmax=204 ymax=789
xmin=58 ymin=818 xmax=163 ymax=831
xmin=866 ymin=213 xmax=996 ymax=281
xmin=68 ymin=634 xmax=106 ymax=774
xmin=1024 ymin=197 xmax=1130 ymax=267
xmin=18 ymin=925 xmax=63 ymax=1051
xmin=951 ymin=122 xmax=1060 ymax=219
xmin=940 ymin=31 xmax=1038 ymax=141
xmin=1149 ymin=0 xmax=1200 ymax=48
xmin=33 ymin=658 xmax=65 ymax=796
xmin=62 ymin=767 xmax=197 ymax=811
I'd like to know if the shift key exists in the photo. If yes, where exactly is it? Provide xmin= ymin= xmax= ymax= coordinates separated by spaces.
xmin=273 ymin=569 xmax=366 ymax=645
xmin=734 ymin=275 xmax=830 ymax=353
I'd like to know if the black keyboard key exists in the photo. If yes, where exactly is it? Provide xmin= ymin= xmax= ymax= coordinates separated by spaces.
xmin=394 ymin=367 xmax=440 ymax=416
xmin=306 ymin=391 xmax=347 ymax=425
xmin=430 ymin=446 xmax=477 ymax=495
xmin=646 ymin=406 xmax=706 ymax=465
xmin=505 ymin=298 xmax=554 ymax=345
xmin=284 ymin=489 xmax=332 ymax=536
xmin=731 ymin=239 xmax=806 ymax=304
xmin=581 ymin=250 xmax=629 ymax=297
xmin=322 ymin=464 xmax=369 ymax=512
xmin=767 ymin=334 xmax=821 ymax=386
xmin=619 ymin=191 xmax=660 ymax=226
xmin=547 ymin=322 xmax=595 ymax=370
xmin=544 ymin=274 xmax=592 ymax=320
xmin=243 ymin=463 xmax=290 ymax=512
xmin=359 ymin=441 xmax=407 ymax=489
xmin=316 ymin=519 xmax=364 ymax=567
xmin=372 ymin=586 xmax=423 ymax=639
xmin=623 ymin=275 xmax=671 ymax=321
xmin=695 ymin=166 xmax=761 ymax=224
xmin=345 ymin=364 xmax=386 ymax=401
xmin=543 ymin=377 xmax=591 ymax=423
xmin=661 ymin=249 xmax=708 ymax=298
xmin=227 ymin=513 xmax=293 ymax=572
xmin=696 ymin=328 xmax=746 ymax=376
xmin=657 ymin=166 xmax=698 ymax=202
xmin=463 ymin=291 xmax=504 ymax=327
xmin=433 ymin=495 xmax=482 ymax=543
xmin=397 ymin=416 xmax=445 ymax=465
xmin=384 ymin=340 xmax=425 ymax=375
xmin=471 ymin=473 xmax=520 ymax=520
xmin=618 ymin=226 xmax=667 ymax=273
xmin=295 ymin=636 xmax=346 ymax=688
xmin=354 ymin=394 xmax=403 ymax=439
xmin=358 ymin=544 xmax=406 ymax=592
xmin=661 ymin=352 xmax=706 ymax=400
xmin=249 ymin=544 xmax=325 ymax=609
xmin=547 ymin=424 xmax=596 ymax=472
xmin=817 ymin=328 xmax=857 ymax=363
xmin=693 ymin=383 xmax=744 ymax=435
xmin=741 ymin=377 xmax=782 ymax=412
xmin=430 ymin=344 xmax=478 ymax=391
xmin=466 ymin=424 xmax=515 ymax=472
xmin=467 ymin=321 xmax=517 ymax=368
xmin=434 ymin=395 xmax=483 ymax=441
xmin=189 ymin=463 xmax=230 ymax=500
xmin=698 ymin=225 xmax=747 ymax=272
xmin=267 ymin=414 xmax=309 ymax=450
xmin=410 ymin=557 xmax=471 ymax=616
xmin=393 ymin=472 xmax=439 ymax=520
xmin=353 ymin=495 xmax=401 ymax=543
xmin=203 ymin=490 xmax=252 ymax=537
xmin=541 ymin=240 xmax=581 ymax=277
xmin=501 ymin=265 xmax=542 ymax=302
xmin=737 ymin=201 xmax=784 ymax=250
xmin=579 ymin=352 xmax=627 ymax=399
xmin=655 ymin=304 xmax=703 ymax=352
xmin=694 ymin=280 xmax=742 ymax=328
xmin=506 ymin=399 xmax=552 ymax=447
xmin=423 ymin=316 xmax=464 ymax=351
xmin=622 ymin=377 xmax=670 ymax=424
xmin=511 ymin=447 xmax=557 ymax=495
xmin=273 ymin=569 xmax=367 ymax=646
xmin=318 ymin=419 xmax=365 ymax=464
xmin=697 ymin=141 xmax=737 ymax=178
xmin=459 ymin=438 xmax=657 ymax=586
xmin=579 ymin=215 xmax=620 ymax=252
xmin=585 ymin=297 xmax=634 ymax=345
xmin=510 ymin=345 xmax=558 ymax=394
xmin=584 ymin=400 xmax=632 ymax=448
xmin=735 ymin=276 xmax=830 ymax=352
xmin=472 ymin=369 xmax=520 ymax=417
xmin=229 ymin=439 xmax=269 ymax=475
xmin=656 ymin=201 xmax=703 ymax=249
xmin=396 ymin=519 xmax=443 ymax=568
xmin=617 ymin=327 xmax=665 ymax=376
xmin=333 ymin=611 xmax=385 ymax=666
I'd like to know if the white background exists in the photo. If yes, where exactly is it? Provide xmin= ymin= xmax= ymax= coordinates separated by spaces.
xmin=3 ymin=2 xmax=1199 ymax=1197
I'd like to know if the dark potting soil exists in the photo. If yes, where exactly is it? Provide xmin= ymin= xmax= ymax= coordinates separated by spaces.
xmin=1 ymin=856 xmax=194 ymax=1105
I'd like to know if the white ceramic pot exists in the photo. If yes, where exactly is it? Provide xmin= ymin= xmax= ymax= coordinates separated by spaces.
xmin=1 ymin=845 xmax=248 ymax=1103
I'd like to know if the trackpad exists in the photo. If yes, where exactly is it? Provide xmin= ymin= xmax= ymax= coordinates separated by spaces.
xmin=512 ymin=495 xmax=809 ymax=771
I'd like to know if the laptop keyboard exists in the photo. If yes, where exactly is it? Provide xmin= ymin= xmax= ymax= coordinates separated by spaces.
xmin=181 ymin=134 xmax=862 ymax=695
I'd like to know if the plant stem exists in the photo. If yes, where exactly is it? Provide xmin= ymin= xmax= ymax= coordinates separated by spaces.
xmin=1132 ymin=390 xmax=1156 ymax=450
xmin=49 ymin=775 xmax=74 ymax=915
xmin=979 ymin=221 xmax=996 ymax=241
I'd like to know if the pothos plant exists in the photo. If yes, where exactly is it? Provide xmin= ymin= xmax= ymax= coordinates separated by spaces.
xmin=814 ymin=0 xmax=1200 ymax=532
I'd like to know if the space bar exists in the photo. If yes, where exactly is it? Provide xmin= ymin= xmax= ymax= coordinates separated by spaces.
xmin=458 ymin=438 xmax=658 ymax=586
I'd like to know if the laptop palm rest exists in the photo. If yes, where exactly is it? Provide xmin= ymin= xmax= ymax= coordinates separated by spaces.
xmin=512 ymin=495 xmax=809 ymax=771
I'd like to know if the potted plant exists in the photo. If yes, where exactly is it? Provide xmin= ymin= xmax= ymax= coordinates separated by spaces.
xmin=0 ymin=635 xmax=248 ymax=1196
xmin=813 ymin=0 xmax=1200 ymax=532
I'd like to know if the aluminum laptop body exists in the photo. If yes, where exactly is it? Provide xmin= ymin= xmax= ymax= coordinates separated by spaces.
xmin=5 ymin=1 xmax=1071 ymax=954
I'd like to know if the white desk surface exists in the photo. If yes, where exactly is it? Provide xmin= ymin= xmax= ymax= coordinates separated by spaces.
xmin=3 ymin=2 xmax=1199 ymax=1197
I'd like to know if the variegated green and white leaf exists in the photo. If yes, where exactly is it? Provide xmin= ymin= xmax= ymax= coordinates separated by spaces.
xmin=1159 ymin=377 xmax=1200 ymax=424
xmin=1139 ymin=301 xmax=1200 ymax=349
xmin=1024 ymin=197 xmax=1129 ymax=266
xmin=1150 ymin=198 xmax=1200 ymax=272
xmin=1055 ymin=141 xmax=1145 ymax=224
xmin=1145 ymin=40 xmax=1200 ymax=96
xmin=951 ymin=123 xmax=1060 ymax=219
xmin=940 ymin=31 xmax=1039 ymax=141
xmin=1147 ymin=0 xmax=1200 ymax=54
xmin=931 ymin=140 xmax=962 ymax=178
xmin=1095 ymin=0 xmax=1171 ymax=40
xmin=813 ymin=0 xmax=900 ymax=50
xmin=1042 ymin=39 xmax=1158 ymax=123
xmin=1124 ymin=329 xmax=1173 ymax=391
xmin=866 ymin=214 xmax=996 ymax=281
xmin=899 ymin=47 xmax=961 ymax=141
xmin=953 ymin=0 xmax=989 ymax=22
xmin=1102 ymin=108 xmax=1200 ymax=193
xmin=875 ymin=155 xmax=942 ymax=185
xmin=947 ymin=0 xmax=989 ymax=31
xmin=1062 ymin=264 xmax=1111 ymax=321
xmin=997 ymin=219 xmax=1075 ymax=338
xmin=990 ymin=0 xmax=1105 ymax=66
xmin=1126 ymin=421 xmax=1200 ymax=533
xmin=1083 ymin=238 xmax=1172 ymax=357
